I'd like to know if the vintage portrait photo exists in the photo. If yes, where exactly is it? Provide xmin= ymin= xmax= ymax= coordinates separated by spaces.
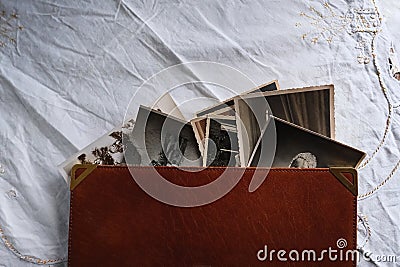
xmin=124 ymin=106 xmax=202 ymax=167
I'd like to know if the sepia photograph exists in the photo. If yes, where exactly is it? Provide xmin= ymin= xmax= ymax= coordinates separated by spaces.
xmin=196 ymin=80 xmax=279 ymax=117
xmin=190 ymin=116 xmax=208 ymax=155
xmin=235 ymin=85 xmax=334 ymax=166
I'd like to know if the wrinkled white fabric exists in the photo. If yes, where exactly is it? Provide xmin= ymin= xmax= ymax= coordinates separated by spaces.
xmin=0 ymin=0 xmax=399 ymax=266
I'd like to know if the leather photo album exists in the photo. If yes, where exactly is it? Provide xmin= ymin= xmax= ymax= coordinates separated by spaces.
xmin=67 ymin=80 xmax=362 ymax=267
xmin=68 ymin=165 xmax=358 ymax=267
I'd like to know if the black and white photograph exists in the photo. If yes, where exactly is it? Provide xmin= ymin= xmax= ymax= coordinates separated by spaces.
xmin=249 ymin=116 xmax=366 ymax=168
xmin=235 ymin=85 xmax=334 ymax=166
xmin=124 ymin=106 xmax=202 ymax=167
xmin=58 ymin=128 xmax=128 ymax=182
xmin=202 ymin=116 xmax=239 ymax=167
xmin=389 ymin=46 xmax=400 ymax=81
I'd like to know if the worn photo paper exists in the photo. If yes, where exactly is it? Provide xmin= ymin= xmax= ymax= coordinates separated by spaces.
xmin=124 ymin=106 xmax=202 ymax=167
xmin=57 ymin=125 xmax=130 ymax=183
xmin=58 ymin=93 xmax=182 ymax=182
xmin=196 ymin=80 xmax=279 ymax=117
xmin=235 ymin=85 xmax=334 ymax=166
xmin=203 ymin=116 xmax=239 ymax=167
xmin=249 ymin=116 xmax=366 ymax=168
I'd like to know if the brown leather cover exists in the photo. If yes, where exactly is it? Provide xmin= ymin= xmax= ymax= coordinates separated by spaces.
xmin=68 ymin=166 xmax=357 ymax=266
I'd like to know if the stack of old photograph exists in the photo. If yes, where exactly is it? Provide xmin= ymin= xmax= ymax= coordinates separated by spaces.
xmin=59 ymin=80 xmax=366 ymax=181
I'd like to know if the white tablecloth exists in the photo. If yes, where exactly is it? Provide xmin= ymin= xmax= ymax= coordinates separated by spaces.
xmin=0 ymin=0 xmax=399 ymax=266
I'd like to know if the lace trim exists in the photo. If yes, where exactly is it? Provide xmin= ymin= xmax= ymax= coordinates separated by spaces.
xmin=0 ymin=225 xmax=66 ymax=264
